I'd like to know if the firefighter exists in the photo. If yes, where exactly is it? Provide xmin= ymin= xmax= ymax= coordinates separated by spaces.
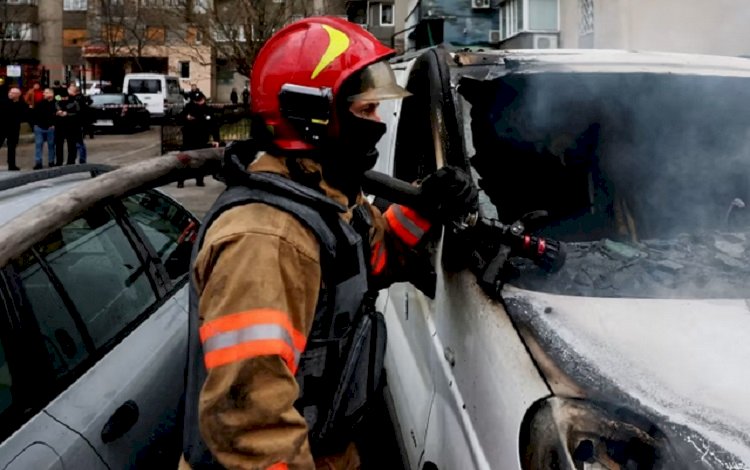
xmin=180 ymin=17 xmax=478 ymax=470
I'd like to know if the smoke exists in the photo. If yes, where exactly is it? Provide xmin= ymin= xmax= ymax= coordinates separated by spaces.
xmin=461 ymin=64 xmax=750 ymax=298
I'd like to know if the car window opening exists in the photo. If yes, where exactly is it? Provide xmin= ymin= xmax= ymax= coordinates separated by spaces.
xmin=460 ymin=72 xmax=750 ymax=298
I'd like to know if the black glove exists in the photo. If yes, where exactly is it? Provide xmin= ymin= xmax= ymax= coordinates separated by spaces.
xmin=419 ymin=166 xmax=479 ymax=224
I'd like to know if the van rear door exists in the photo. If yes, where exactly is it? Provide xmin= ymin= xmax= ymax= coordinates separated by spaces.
xmin=126 ymin=78 xmax=164 ymax=116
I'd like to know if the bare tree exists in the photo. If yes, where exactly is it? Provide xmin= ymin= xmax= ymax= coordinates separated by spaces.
xmin=95 ymin=0 xmax=191 ymax=72
xmin=187 ymin=0 xmax=345 ymax=79
xmin=0 ymin=1 xmax=35 ymax=65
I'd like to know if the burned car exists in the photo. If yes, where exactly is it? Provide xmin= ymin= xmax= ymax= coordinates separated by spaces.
xmin=371 ymin=48 xmax=750 ymax=469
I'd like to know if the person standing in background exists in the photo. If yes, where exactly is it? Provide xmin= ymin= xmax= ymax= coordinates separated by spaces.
xmin=32 ymin=88 xmax=57 ymax=169
xmin=241 ymin=86 xmax=249 ymax=107
xmin=1 ymin=87 xmax=30 ymax=171
xmin=25 ymin=82 xmax=43 ymax=108
xmin=230 ymin=87 xmax=238 ymax=105
xmin=55 ymin=84 xmax=83 ymax=165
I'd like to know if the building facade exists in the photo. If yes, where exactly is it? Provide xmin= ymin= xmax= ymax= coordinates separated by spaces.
xmin=559 ymin=0 xmax=750 ymax=56
xmin=403 ymin=0 xmax=750 ymax=57
xmin=404 ymin=0 xmax=560 ymax=51
xmin=346 ymin=1 xmax=400 ymax=49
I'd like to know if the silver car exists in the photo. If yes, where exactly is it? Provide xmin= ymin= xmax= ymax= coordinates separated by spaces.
xmin=0 ymin=164 xmax=199 ymax=469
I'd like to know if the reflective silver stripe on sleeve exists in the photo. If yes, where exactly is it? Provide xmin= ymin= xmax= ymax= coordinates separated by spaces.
xmin=202 ymin=324 xmax=301 ymax=365
xmin=391 ymin=205 xmax=425 ymax=240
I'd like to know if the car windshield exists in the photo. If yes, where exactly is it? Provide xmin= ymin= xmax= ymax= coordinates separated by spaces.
xmin=91 ymin=94 xmax=125 ymax=106
xmin=128 ymin=79 xmax=161 ymax=94
xmin=462 ymin=71 xmax=750 ymax=299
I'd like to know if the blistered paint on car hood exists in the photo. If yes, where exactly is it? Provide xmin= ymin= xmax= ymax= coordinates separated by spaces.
xmin=502 ymin=285 xmax=750 ymax=466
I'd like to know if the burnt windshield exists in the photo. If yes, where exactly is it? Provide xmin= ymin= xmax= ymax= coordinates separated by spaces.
xmin=461 ymin=71 xmax=750 ymax=298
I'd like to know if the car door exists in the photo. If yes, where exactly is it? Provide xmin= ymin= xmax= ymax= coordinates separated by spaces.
xmin=166 ymin=78 xmax=184 ymax=116
xmin=379 ymin=49 xmax=550 ymax=470
xmin=0 ymin=302 xmax=103 ymax=470
xmin=14 ymin=202 xmax=187 ymax=469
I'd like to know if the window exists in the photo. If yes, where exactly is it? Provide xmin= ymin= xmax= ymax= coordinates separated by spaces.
xmin=380 ymin=3 xmax=394 ymax=26
xmin=142 ymin=0 xmax=180 ymax=6
xmin=579 ymin=0 xmax=594 ymax=36
xmin=0 ymin=340 xmax=12 ymax=418
xmin=186 ymin=26 xmax=203 ymax=45
xmin=127 ymin=78 xmax=161 ymax=94
xmin=213 ymin=24 xmax=245 ymax=42
xmin=63 ymin=28 xmax=87 ymax=47
xmin=146 ymin=26 xmax=166 ymax=44
xmin=34 ymin=208 xmax=157 ymax=349
xmin=368 ymin=2 xmax=378 ymax=27
xmin=529 ymin=0 xmax=558 ymax=31
xmin=64 ymin=0 xmax=87 ymax=10
xmin=101 ymin=24 xmax=124 ymax=42
xmin=14 ymin=253 xmax=90 ymax=378
xmin=167 ymin=78 xmax=181 ymax=95
xmin=91 ymin=94 xmax=125 ymax=106
xmin=500 ymin=0 xmax=559 ymax=39
xmin=123 ymin=192 xmax=197 ymax=282
xmin=127 ymin=94 xmax=140 ymax=105
xmin=179 ymin=61 xmax=190 ymax=79
xmin=2 ymin=23 xmax=36 ymax=41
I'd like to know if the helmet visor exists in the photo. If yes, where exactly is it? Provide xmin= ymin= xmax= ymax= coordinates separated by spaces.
xmin=346 ymin=61 xmax=412 ymax=102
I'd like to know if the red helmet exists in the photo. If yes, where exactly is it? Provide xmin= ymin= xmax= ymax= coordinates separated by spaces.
xmin=251 ymin=16 xmax=408 ymax=151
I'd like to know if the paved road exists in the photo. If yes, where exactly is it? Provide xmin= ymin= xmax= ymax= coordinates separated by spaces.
xmin=0 ymin=127 xmax=224 ymax=219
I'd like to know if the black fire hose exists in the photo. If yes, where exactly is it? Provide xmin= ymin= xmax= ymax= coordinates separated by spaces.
xmin=362 ymin=170 xmax=566 ymax=273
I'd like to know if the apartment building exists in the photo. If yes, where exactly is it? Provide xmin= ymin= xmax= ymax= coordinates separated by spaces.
xmin=0 ymin=0 xmax=56 ymax=87
xmin=404 ymin=0 xmax=560 ymax=51
xmin=559 ymin=0 xmax=750 ymax=56
xmin=403 ymin=0 xmax=750 ymax=57
xmin=346 ymin=1 xmax=401 ymax=49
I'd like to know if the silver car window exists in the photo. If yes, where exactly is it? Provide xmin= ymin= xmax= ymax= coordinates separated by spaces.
xmin=13 ymin=252 xmax=89 ymax=378
xmin=0 ymin=341 xmax=11 ymax=416
xmin=34 ymin=208 xmax=157 ymax=349
xmin=123 ymin=192 xmax=197 ymax=283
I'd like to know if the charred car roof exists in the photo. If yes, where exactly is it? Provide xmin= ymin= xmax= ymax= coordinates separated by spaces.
xmin=446 ymin=48 xmax=750 ymax=78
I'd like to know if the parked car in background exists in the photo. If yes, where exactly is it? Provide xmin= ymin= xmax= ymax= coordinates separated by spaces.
xmin=90 ymin=93 xmax=151 ymax=133
xmin=0 ymin=165 xmax=199 ymax=469
xmin=81 ymin=81 xmax=112 ymax=96
xmin=123 ymin=73 xmax=184 ymax=119
xmin=371 ymin=47 xmax=750 ymax=469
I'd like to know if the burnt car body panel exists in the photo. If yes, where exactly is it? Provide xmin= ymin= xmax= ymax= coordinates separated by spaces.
xmin=373 ymin=48 xmax=750 ymax=469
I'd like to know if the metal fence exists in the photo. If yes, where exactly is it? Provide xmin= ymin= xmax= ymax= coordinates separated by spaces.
xmin=160 ymin=104 xmax=252 ymax=154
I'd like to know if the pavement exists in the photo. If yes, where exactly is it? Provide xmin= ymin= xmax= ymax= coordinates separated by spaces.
xmin=0 ymin=127 xmax=224 ymax=219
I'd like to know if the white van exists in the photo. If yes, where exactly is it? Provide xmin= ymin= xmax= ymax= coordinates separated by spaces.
xmin=122 ymin=73 xmax=184 ymax=118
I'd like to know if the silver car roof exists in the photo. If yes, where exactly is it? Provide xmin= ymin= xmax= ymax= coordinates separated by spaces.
xmin=0 ymin=174 xmax=92 ymax=227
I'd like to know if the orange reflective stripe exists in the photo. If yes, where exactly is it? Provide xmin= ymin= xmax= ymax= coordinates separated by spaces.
xmin=399 ymin=205 xmax=432 ymax=232
xmin=267 ymin=463 xmax=288 ymax=470
xmin=199 ymin=309 xmax=306 ymax=352
xmin=370 ymin=241 xmax=387 ymax=276
xmin=204 ymin=339 xmax=298 ymax=372
xmin=385 ymin=204 xmax=432 ymax=247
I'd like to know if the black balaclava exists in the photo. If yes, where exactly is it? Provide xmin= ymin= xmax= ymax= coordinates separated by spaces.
xmin=320 ymin=75 xmax=387 ymax=203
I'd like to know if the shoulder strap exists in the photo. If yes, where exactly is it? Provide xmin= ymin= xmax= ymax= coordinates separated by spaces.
xmin=194 ymin=174 xmax=345 ymax=271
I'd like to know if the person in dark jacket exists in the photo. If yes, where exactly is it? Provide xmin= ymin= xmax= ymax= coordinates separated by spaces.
xmin=230 ymin=88 xmax=238 ymax=105
xmin=241 ymin=86 xmax=249 ymax=107
xmin=1 ymin=87 xmax=30 ymax=171
xmin=176 ymin=92 xmax=220 ymax=188
xmin=32 ymin=88 xmax=57 ymax=169
xmin=54 ymin=84 xmax=83 ymax=165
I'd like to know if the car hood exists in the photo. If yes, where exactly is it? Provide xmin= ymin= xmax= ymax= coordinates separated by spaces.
xmin=502 ymin=285 xmax=750 ymax=465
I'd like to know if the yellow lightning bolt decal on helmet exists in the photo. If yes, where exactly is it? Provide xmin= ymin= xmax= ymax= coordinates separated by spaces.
xmin=311 ymin=24 xmax=350 ymax=80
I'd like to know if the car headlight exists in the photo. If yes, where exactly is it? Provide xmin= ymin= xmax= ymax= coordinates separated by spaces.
xmin=520 ymin=397 xmax=681 ymax=469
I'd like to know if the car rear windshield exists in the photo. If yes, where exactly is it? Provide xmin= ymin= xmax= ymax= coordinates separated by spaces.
xmin=461 ymin=71 xmax=750 ymax=299
xmin=91 ymin=94 xmax=125 ymax=106
xmin=127 ymin=79 xmax=162 ymax=94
